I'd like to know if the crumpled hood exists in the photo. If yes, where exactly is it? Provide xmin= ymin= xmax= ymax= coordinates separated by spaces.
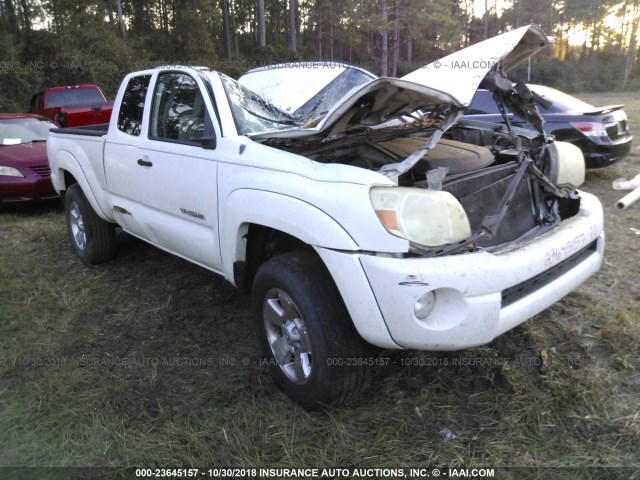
xmin=402 ymin=25 xmax=550 ymax=107
xmin=251 ymin=25 xmax=550 ymax=141
xmin=250 ymin=77 xmax=459 ymax=140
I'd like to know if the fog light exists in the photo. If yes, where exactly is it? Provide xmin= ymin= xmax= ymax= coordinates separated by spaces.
xmin=414 ymin=291 xmax=436 ymax=319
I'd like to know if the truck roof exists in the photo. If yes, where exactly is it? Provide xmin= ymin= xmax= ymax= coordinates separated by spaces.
xmin=152 ymin=65 xmax=210 ymax=71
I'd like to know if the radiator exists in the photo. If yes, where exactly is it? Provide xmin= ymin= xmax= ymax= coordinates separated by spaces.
xmin=442 ymin=161 xmax=537 ymax=247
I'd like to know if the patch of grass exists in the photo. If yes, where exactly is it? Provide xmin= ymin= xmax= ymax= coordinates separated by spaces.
xmin=1 ymin=92 xmax=640 ymax=474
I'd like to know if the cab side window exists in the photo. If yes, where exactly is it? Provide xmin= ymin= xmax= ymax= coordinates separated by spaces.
xmin=118 ymin=75 xmax=151 ymax=136
xmin=150 ymin=72 xmax=207 ymax=143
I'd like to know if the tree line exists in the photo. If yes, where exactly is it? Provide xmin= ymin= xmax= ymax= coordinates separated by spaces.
xmin=0 ymin=0 xmax=638 ymax=112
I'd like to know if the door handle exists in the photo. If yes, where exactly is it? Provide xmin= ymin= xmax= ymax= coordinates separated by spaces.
xmin=137 ymin=159 xmax=153 ymax=167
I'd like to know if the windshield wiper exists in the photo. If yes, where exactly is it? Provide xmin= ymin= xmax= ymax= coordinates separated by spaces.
xmin=244 ymin=108 xmax=300 ymax=126
xmin=300 ymin=91 xmax=329 ymax=124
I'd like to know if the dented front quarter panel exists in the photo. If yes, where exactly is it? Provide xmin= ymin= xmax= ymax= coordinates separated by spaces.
xmin=337 ymin=192 xmax=604 ymax=350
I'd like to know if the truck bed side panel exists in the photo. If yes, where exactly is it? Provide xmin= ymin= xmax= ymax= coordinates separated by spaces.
xmin=47 ymin=132 xmax=113 ymax=220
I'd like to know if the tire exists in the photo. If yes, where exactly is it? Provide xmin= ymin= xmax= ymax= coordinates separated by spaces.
xmin=252 ymin=250 xmax=370 ymax=409
xmin=64 ymin=184 xmax=116 ymax=265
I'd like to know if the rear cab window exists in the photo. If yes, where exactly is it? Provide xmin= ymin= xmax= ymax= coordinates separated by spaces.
xmin=117 ymin=75 xmax=152 ymax=136
xmin=46 ymin=88 xmax=106 ymax=108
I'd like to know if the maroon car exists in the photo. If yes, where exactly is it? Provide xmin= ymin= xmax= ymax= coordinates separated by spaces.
xmin=0 ymin=114 xmax=58 ymax=204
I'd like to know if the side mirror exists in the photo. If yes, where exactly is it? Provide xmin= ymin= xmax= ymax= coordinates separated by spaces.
xmin=194 ymin=112 xmax=217 ymax=149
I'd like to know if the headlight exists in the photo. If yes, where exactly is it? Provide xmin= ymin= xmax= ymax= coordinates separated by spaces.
xmin=0 ymin=166 xmax=24 ymax=177
xmin=546 ymin=141 xmax=585 ymax=190
xmin=370 ymin=186 xmax=471 ymax=248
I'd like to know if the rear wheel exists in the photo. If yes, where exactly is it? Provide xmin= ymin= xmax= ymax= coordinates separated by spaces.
xmin=64 ymin=184 xmax=116 ymax=265
xmin=252 ymin=250 xmax=370 ymax=408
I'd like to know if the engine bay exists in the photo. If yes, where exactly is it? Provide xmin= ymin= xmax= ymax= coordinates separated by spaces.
xmin=262 ymin=113 xmax=583 ymax=255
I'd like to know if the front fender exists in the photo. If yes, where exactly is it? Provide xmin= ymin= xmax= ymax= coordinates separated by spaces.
xmin=220 ymin=188 xmax=359 ymax=281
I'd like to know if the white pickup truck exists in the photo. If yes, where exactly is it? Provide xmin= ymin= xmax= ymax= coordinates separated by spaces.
xmin=48 ymin=26 xmax=604 ymax=408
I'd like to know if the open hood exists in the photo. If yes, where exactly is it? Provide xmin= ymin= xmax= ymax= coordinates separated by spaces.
xmin=250 ymin=77 xmax=460 ymax=141
xmin=247 ymin=26 xmax=552 ymax=180
xmin=402 ymin=25 xmax=551 ymax=107
xmin=249 ymin=26 xmax=550 ymax=142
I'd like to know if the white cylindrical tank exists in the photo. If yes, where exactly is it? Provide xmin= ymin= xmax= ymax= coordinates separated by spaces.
xmin=616 ymin=186 xmax=640 ymax=210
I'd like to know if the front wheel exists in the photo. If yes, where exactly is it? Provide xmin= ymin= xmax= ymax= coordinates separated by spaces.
xmin=252 ymin=250 xmax=370 ymax=408
xmin=64 ymin=184 xmax=116 ymax=265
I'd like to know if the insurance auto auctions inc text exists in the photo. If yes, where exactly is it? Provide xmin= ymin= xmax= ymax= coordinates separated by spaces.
xmin=250 ymin=467 xmax=495 ymax=478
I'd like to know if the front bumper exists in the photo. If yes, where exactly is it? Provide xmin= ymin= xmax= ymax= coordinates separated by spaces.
xmin=0 ymin=175 xmax=58 ymax=204
xmin=317 ymin=191 xmax=604 ymax=350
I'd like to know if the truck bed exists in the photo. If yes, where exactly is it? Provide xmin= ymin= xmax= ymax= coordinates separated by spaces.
xmin=47 ymin=123 xmax=112 ymax=220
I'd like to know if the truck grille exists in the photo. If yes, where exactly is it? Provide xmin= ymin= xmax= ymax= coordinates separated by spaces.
xmin=501 ymin=240 xmax=598 ymax=307
xmin=442 ymin=162 xmax=536 ymax=247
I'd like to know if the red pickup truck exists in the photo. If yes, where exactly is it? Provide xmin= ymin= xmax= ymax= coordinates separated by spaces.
xmin=29 ymin=85 xmax=113 ymax=128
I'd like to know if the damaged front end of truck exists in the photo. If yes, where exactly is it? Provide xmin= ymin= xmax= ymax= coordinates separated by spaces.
xmin=241 ymin=26 xmax=586 ymax=256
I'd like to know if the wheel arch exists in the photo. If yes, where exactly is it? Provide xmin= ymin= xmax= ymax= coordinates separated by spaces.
xmin=220 ymin=189 xmax=359 ymax=291
xmin=54 ymin=151 xmax=111 ymax=221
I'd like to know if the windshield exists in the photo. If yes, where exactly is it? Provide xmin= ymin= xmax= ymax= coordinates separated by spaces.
xmin=46 ymin=88 xmax=106 ymax=108
xmin=239 ymin=65 xmax=351 ymax=113
xmin=219 ymin=74 xmax=300 ymax=135
xmin=0 ymin=117 xmax=56 ymax=145
xmin=294 ymin=68 xmax=375 ymax=120
xmin=238 ymin=64 xmax=375 ymax=124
